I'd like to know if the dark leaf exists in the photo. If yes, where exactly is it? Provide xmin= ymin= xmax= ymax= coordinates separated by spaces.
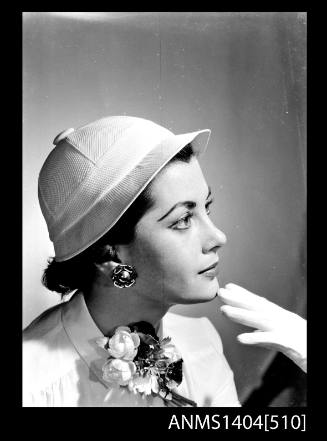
xmin=165 ymin=359 xmax=183 ymax=386
xmin=139 ymin=333 xmax=159 ymax=346
xmin=136 ymin=340 xmax=152 ymax=359
xmin=128 ymin=321 xmax=158 ymax=340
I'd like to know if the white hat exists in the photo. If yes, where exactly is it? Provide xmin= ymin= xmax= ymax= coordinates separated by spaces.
xmin=38 ymin=115 xmax=211 ymax=261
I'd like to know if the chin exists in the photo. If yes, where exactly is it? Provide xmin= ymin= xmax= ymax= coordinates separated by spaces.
xmin=183 ymin=293 xmax=217 ymax=305
xmin=198 ymin=278 xmax=219 ymax=302
xmin=201 ymin=286 xmax=218 ymax=302
xmin=180 ymin=279 xmax=219 ymax=304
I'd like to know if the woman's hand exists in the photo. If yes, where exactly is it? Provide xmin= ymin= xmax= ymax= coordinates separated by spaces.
xmin=218 ymin=283 xmax=307 ymax=373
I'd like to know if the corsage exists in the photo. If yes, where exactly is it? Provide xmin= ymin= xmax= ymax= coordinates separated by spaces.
xmin=96 ymin=321 xmax=197 ymax=407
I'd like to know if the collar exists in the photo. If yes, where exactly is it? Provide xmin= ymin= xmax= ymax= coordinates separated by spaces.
xmin=61 ymin=291 xmax=190 ymax=400
xmin=61 ymin=291 xmax=107 ymax=384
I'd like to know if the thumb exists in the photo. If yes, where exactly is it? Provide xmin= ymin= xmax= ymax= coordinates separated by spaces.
xmin=237 ymin=332 xmax=307 ymax=373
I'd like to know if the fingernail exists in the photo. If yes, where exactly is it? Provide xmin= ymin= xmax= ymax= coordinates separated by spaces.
xmin=220 ymin=306 xmax=227 ymax=315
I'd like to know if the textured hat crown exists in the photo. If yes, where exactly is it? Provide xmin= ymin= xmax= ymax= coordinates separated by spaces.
xmin=38 ymin=116 xmax=172 ymax=225
xmin=38 ymin=115 xmax=210 ymax=261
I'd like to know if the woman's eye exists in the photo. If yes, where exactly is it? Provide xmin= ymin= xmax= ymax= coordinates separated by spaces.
xmin=171 ymin=200 xmax=213 ymax=230
xmin=172 ymin=213 xmax=193 ymax=230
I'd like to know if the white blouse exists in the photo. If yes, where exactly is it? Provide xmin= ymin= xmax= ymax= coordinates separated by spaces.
xmin=23 ymin=291 xmax=241 ymax=407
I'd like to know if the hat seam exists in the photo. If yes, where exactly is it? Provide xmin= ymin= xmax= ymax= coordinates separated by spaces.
xmin=38 ymin=180 xmax=58 ymax=222
xmin=64 ymin=138 xmax=97 ymax=165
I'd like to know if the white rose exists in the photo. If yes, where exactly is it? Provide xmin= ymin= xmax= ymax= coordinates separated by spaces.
xmin=108 ymin=326 xmax=140 ymax=360
xmin=102 ymin=358 xmax=136 ymax=386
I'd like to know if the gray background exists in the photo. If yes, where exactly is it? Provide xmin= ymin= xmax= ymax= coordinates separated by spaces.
xmin=23 ymin=12 xmax=306 ymax=404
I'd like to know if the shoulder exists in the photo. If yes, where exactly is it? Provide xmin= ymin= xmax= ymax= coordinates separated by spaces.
xmin=23 ymin=301 xmax=76 ymax=393
xmin=163 ymin=312 xmax=223 ymax=353
xmin=23 ymin=302 xmax=63 ymax=341
xmin=23 ymin=302 xmax=66 ymax=356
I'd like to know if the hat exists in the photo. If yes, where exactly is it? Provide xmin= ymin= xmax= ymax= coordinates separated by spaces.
xmin=38 ymin=116 xmax=211 ymax=261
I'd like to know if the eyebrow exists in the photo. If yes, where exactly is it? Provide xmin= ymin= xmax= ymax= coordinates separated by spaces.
xmin=157 ymin=186 xmax=212 ymax=222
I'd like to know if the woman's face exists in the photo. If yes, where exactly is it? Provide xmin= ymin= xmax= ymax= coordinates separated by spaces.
xmin=118 ymin=157 xmax=227 ymax=307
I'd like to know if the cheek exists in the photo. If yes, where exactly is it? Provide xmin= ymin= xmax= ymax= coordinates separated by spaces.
xmin=131 ymin=230 xmax=200 ymax=289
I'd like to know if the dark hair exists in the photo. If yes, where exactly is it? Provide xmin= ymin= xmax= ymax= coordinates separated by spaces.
xmin=42 ymin=143 xmax=195 ymax=297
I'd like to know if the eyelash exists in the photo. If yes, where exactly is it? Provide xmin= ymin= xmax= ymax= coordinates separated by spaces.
xmin=172 ymin=200 xmax=213 ymax=230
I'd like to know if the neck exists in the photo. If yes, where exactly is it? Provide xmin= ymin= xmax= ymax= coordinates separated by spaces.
xmin=83 ymin=281 xmax=170 ymax=337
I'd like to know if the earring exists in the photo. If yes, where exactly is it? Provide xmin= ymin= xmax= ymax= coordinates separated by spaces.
xmin=111 ymin=264 xmax=137 ymax=288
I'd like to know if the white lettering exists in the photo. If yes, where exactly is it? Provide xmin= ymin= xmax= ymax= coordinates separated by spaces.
xmin=182 ymin=415 xmax=193 ymax=429
xmin=168 ymin=415 xmax=180 ymax=430
xmin=211 ymin=414 xmax=220 ymax=429
xmin=195 ymin=414 xmax=210 ymax=429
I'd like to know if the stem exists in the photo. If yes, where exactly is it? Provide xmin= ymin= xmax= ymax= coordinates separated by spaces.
xmin=164 ymin=397 xmax=182 ymax=407
xmin=170 ymin=390 xmax=197 ymax=407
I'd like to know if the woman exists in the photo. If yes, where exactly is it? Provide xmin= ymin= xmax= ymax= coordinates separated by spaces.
xmin=23 ymin=115 xmax=306 ymax=407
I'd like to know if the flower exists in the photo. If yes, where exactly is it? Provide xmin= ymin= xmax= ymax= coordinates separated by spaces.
xmin=102 ymin=358 xmax=136 ymax=386
xmin=154 ymin=359 xmax=170 ymax=372
xmin=107 ymin=326 xmax=140 ymax=360
xmin=128 ymin=373 xmax=159 ymax=395
xmin=161 ymin=343 xmax=182 ymax=363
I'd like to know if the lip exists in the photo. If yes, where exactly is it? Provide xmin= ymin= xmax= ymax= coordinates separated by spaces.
xmin=198 ymin=261 xmax=219 ymax=275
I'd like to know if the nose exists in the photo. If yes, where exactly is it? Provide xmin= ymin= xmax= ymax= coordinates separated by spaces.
xmin=202 ymin=218 xmax=227 ymax=253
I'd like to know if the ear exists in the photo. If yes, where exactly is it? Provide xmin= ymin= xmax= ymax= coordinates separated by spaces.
xmin=95 ymin=260 xmax=111 ymax=272
xmin=99 ymin=244 xmax=119 ymax=262
xmin=113 ymin=243 xmax=133 ymax=266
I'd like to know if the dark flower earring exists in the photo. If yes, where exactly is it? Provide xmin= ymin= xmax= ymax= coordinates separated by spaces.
xmin=111 ymin=264 xmax=137 ymax=288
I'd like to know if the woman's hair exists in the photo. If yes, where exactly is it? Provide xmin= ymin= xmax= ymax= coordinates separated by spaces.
xmin=42 ymin=143 xmax=195 ymax=296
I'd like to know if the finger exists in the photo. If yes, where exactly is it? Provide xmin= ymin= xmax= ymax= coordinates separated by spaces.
xmin=220 ymin=284 xmax=284 ymax=314
xmin=237 ymin=331 xmax=299 ymax=350
xmin=237 ymin=331 xmax=299 ymax=355
xmin=218 ymin=288 xmax=260 ymax=311
xmin=219 ymin=287 xmax=275 ymax=313
xmin=237 ymin=331 xmax=279 ymax=346
xmin=223 ymin=284 xmax=275 ymax=308
xmin=220 ymin=305 xmax=274 ymax=331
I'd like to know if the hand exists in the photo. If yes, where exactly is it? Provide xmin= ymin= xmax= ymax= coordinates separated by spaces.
xmin=218 ymin=283 xmax=307 ymax=373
